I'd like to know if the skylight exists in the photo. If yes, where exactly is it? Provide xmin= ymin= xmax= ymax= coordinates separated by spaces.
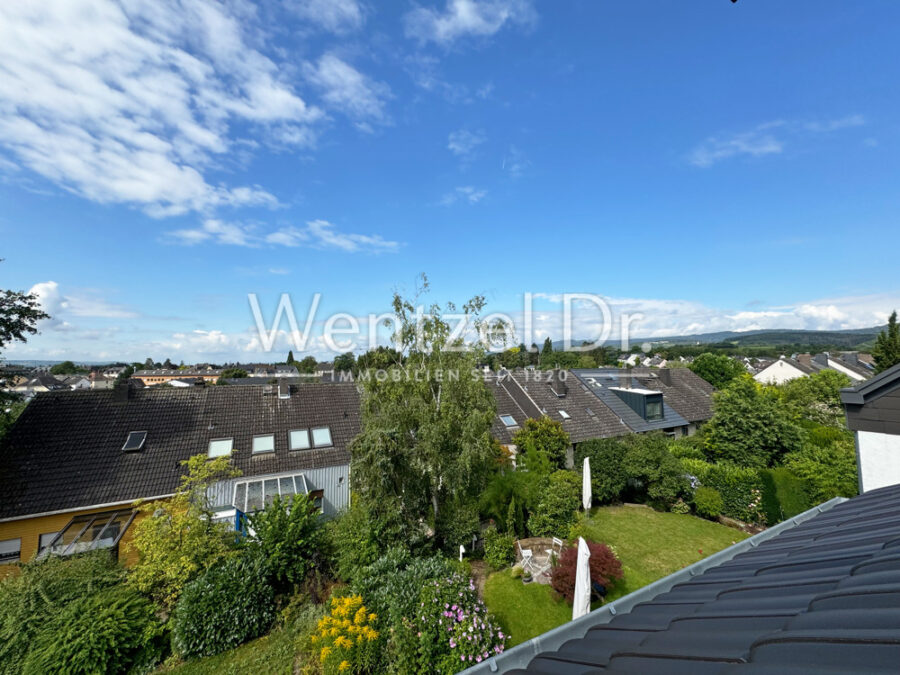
xmin=500 ymin=414 xmax=517 ymax=428
xmin=559 ymin=410 xmax=571 ymax=420
xmin=252 ymin=434 xmax=275 ymax=454
xmin=122 ymin=430 xmax=147 ymax=452
xmin=289 ymin=429 xmax=311 ymax=451
xmin=208 ymin=438 xmax=233 ymax=458
xmin=311 ymin=427 xmax=332 ymax=447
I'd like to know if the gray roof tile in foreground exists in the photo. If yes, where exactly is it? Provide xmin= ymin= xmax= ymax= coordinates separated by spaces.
xmin=463 ymin=483 xmax=900 ymax=674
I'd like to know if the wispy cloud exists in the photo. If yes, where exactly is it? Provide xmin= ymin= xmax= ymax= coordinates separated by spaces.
xmin=404 ymin=0 xmax=537 ymax=45
xmin=447 ymin=129 xmax=486 ymax=156
xmin=29 ymin=281 xmax=138 ymax=331
xmin=502 ymin=145 xmax=529 ymax=177
xmin=303 ymin=54 xmax=392 ymax=130
xmin=440 ymin=185 xmax=487 ymax=205
xmin=288 ymin=0 xmax=364 ymax=33
xmin=168 ymin=218 xmax=400 ymax=253
xmin=0 ymin=0 xmax=326 ymax=216
xmin=689 ymin=115 xmax=866 ymax=168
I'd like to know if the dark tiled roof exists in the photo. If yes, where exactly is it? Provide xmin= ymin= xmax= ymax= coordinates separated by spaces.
xmin=0 ymin=383 xmax=359 ymax=519
xmin=632 ymin=368 xmax=715 ymax=423
xmin=467 ymin=483 xmax=900 ymax=674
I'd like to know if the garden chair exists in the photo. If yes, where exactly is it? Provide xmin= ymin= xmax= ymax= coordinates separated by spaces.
xmin=517 ymin=540 xmax=535 ymax=573
xmin=546 ymin=537 xmax=564 ymax=562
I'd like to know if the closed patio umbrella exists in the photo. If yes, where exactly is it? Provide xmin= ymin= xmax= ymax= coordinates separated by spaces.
xmin=582 ymin=456 xmax=591 ymax=511
xmin=573 ymin=536 xmax=591 ymax=620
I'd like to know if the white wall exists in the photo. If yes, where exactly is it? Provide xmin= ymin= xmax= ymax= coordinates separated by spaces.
xmin=857 ymin=430 xmax=900 ymax=493
xmin=753 ymin=359 xmax=807 ymax=385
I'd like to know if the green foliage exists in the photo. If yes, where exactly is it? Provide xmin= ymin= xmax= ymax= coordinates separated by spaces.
xmin=483 ymin=526 xmax=516 ymax=570
xmin=297 ymin=355 xmax=319 ymax=373
xmin=574 ymin=438 xmax=628 ymax=503
xmin=218 ymin=368 xmax=247 ymax=380
xmin=668 ymin=436 xmax=706 ymax=461
xmin=0 ymin=552 xmax=126 ymax=674
xmin=681 ymin=458 xmax=765 ymax=524
xmin=621 ymin=433 xmax=688 ymax=508
xmin=512 ymin=416 xmax=570 ymax=469
xmin=693 ymin=487 xmax=724 ymax=519
xmin=669 ymin=498 xmax=691 ymax=515
xmin=0 ymin=269 xmax=51 ymax=352
xmin=760 ymin=467 xmax=812 ymax=523
xmin=350 ymin=276 xmax=499 ymax=550
xmin=49 ymin=359 xmax=83 ymax=375
xmin=780 ymin=370 xmax=852 ymax=427
xmin=688 ymin=352 xmax=746 ymax=388
xmin=127 ymin=454 xmax=241 ymax=609
xmin=873 ymin=310 xmax=900 ymax=373
xmin=22 ymin=585 xmax=164 ymax=675
xmin=172 ymin=552 xmax=276 ymax=659
xmin=247 ymin=493 xmax=323 ymax=592
xmin=528 ymin=470 xmax=581 ymax=537
xmin=286 ymin=350 xmax=295 ymax=364
xmin=334 ymin=351 xmax=355 ymax=372
xmin=0 ymin=392 xmax=28 ymax=441
xmin=435 ymin=499 xmax=481 ymax=555
xmin=784 ymin=437 xmax=858 ymax=503
xmin=704 ymin=375 xmax=803 ymax=468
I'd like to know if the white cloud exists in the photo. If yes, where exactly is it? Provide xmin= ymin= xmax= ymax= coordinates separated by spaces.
xmin=447 ymin=129 xmax=486 ymax=156
xmin=440 ymin=185 xmax=487 ymax=205
xmin=689 ymin=115 xmax=866 ymax=168
xmin=304 ymin=54 xmax=391 ymax=128
xmin=0 ymin=0 xmax=322 ymax=216
xmin=404 ymin=0 xmax=536 ymax=45
xmin=288 ymin=0 xmax=364 ymax=33
xmin=28 ymin=281 xmax=138 ymax=331
xmin=502 ymin=145 xmax=529 ymax=177
xmin=168 ymin=218 xmax=400 ymax=253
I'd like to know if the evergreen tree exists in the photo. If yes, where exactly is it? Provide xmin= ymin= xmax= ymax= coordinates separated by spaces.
xmin=873 ymin=310 xmax=900 ymax=373
xmin=541 ymin=337 xmax=553 ymax=358
xmin=286 ymin=350 xmax=295 ymax=364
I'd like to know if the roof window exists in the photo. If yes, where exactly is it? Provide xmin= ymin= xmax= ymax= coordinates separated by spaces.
xmin=122 ymin=431 xmax=147 ymax=452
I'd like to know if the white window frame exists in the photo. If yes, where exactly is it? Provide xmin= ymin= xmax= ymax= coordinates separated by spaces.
xmin=559 ymin=410 xmax=571 ymax=420
xmin=289 ymin=429 xmax=311 ymax=451
xmin=311 ymin=427 xmax=332 ymax=448
xmin=208 ymin=438 xmax=233 ymax=458
xmin=0 ymin=538 xmax=21 ymax=565
xmin=499 ymin=414 xmax=517 ymax=428
xmin=252 ymin=434 xmax=275 ymax=454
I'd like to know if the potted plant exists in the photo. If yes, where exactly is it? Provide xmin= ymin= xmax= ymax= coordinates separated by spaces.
xmin=522 ymin=570 xmax=533 ymax=584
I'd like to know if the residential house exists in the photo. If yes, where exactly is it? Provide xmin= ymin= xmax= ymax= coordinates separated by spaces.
xmin=8 ymin=374 xmax=69 ymax=395
xmin=463 ymin=483 xmax=900 ymax=674
xmin=841 ymin=362 xmax=900 ymax=493
xmin=61 ymin=375 xmax=91 ymax=390
xmin=0 ymin=381 xmax=359 ymax=575
xmin=487 ymin=368 xmax=713 ymax=466
xmin=753 ymin=356 xmax=817 ymax=384
xmin=132 ymin=368 xmax=222 ymax=386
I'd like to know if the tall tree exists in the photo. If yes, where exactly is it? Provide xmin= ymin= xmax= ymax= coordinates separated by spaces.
xmin=873 ymin=310 xmax=900 ymax=373
xmin=350 ymin=274 xmax=499 ymax=549
xmin=688 ymin=352 xmax=746 ymax=389
xmin=333 ymin=351 xmax=355 ymax=372
xmin=297 ymin=355 xmax=318 ymax=373
xmin=286 ymin=350 xmax=295 ymax=364
xmin=512 ymin=416 xmax=571 ymax=469
xmin=541 ymin=336 xmax=553 ymax=359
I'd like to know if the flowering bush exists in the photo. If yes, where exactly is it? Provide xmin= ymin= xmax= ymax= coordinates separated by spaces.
xmin=550 ymin=540 xmax=623 ymax=604
xmin=311 ymin=595 xmax=380 ymax=674
xmin=395 ymin=573 xmax=507 ymax=674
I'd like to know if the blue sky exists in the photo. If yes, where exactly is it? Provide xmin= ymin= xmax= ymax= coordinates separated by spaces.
xmin=1 ymin=0 xmax=899 ymax=362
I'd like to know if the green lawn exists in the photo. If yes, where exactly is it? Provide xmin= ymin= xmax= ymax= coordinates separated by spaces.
xmin=483 ymin=506 xmax=748 ymax=644
xmin=158 ymin=625 xmax=298 ymax=675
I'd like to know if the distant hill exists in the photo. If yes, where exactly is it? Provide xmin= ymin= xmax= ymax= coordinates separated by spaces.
xmin=554 ymin=325 xmax=886 ymax=351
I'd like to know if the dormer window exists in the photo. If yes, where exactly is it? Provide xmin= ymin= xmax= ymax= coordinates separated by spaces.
xmin=610 ymin=387 xmax=665 ymax=421
xmin=122 ymin=431 xmax=147 ymax=452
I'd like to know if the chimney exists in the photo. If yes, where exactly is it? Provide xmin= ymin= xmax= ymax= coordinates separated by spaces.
xmin=620 ymin=373 xmax=632 ymax=390
xmin=550 ymin=369 xmax=568 ymax=398
xmin=278 ymin=380 xmax=291 ymax=399
xmin=113 ymin=380 xmax=133 ymax=403
xmin=659 ymin=369 xmax=672 ymax=386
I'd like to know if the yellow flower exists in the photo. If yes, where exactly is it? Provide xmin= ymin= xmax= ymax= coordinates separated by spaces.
xmin=320 ymin=646 xmax=332 ymax=661
xmin=368 ymin=613 xmax=377 ymax=623
xmin=338 ymin=661 xmax=351 ymax=672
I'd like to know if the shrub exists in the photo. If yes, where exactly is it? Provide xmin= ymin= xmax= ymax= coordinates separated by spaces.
xmin=395 ymin=573 xmax=506 ymax=673
xmin=622 ymin=434 xmax=689 ymax=508
xmin=550 ymin=541 xmax=623 ymax=604
xmin=248 ymin=493 xmax=323 ymax=592
xmin=669 ymin=435 xmax=706 ymax=461
xmin=574 ymin=438 xmax=628 ymax=503
xmin=353 ymin=548 xmax=454 ymax=633
xmin=310 ymin=595 xmax=381 ymax=675
xmin=22 ymin=585 xmax=164 ymax=675
xmin=528 ymin=470 xmax=581 ymax=537
xmin=760 ymin=467 xmax=812 ymax=523
xmin=483 ymin=526 xmax=516 ymax=570
xmin=325 ymin=503 xmax=384 ymax=586
xmin=479 ymin=470 xmax=540 ymax=536
xmin=693 ymin=487 xmax=724 ymax=519
xmin=669 ymin=498 xmax=691 ymax=515
xmin=784 ymin=439 xmax=858 ymax=503
xmin=436 ymin=499 xmax=481 ymax=555
xmin=0 ymin=552 xmax=125 ymax=673
xmin=172 ymin=551 xmax=276 ymax=659
xmin=512 ymin=416 xmax=571 ymax=469
xmin=680 ymin=458 xmax=765 ymax=524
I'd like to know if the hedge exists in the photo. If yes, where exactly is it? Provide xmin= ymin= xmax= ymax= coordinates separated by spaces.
xmin=682 ymin=458 xmax=765 ymax=524
xmin=760 ymin=468 xmax=812 ymax=524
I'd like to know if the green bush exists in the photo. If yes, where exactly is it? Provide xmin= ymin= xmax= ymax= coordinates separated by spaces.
xmin=693 ymin=487 xmax=724 ymax=519
xmin=0 ymin=552 xmax=126 ymax=673
xmin=325 ymin=502 xmax=383 ymax=585
xmin=484 ymin=526 xmax=516 ymax=570
xmin=22 ymin=585 xmax=164 ymax=675
xmin=512 ymin=416 xmax=571 ymax=469
xmin=248 ymin=493 xmax=323 ymax=592
xmin=528 ymin=470 xmax=581 ymax=537
xmin=436 ymin=499 xmax=481 ymax=554
xmin=622 ymin=433 xmax=689 ymax=508
xmin=669 ymin=498 xmax=691 ymax=515
xmin=760 ymin=467 xmax=812 ymax=523
xmin=172 ymin=551 xmax=276 ymax=659
xmin=784 ymin=439 xmax=858 ymax=503
xmin=575 ymin=438 xmax=628 ymax=503
xmin=681 ymin=458 xmax=765 ymax=524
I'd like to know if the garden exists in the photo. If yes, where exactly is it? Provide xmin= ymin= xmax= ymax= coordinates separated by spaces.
xmin=0 ymin=286 xmax=862 ymax=675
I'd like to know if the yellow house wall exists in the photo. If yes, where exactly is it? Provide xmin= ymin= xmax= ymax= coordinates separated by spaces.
xmin=0 ymin=504 xmax=150 ymax=578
